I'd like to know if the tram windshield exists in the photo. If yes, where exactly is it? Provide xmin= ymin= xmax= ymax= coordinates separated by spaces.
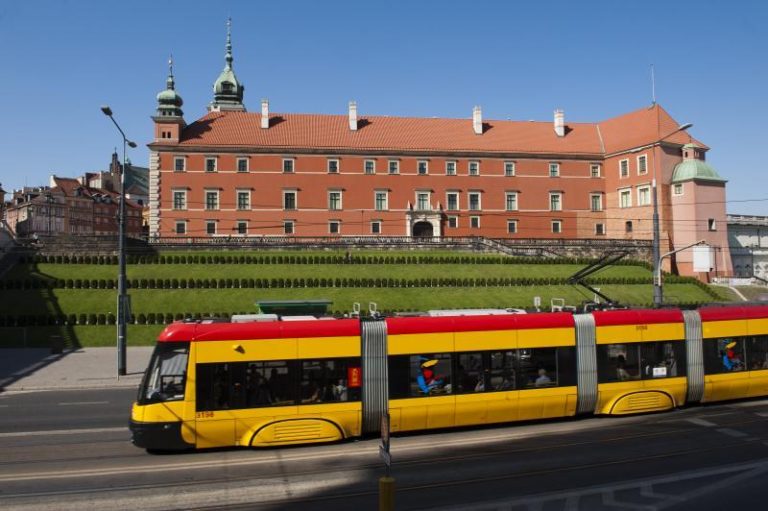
xmin=138 ymin=342 xmax=189 ymax=404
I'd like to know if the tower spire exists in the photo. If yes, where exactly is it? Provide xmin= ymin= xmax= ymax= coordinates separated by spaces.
xmin=225 ymin=18 xmax=233 ymax=69
xmin=209 ymin=18 xmax=246 ymax=112
xmin=154 ymin=55 xmax=184 ymax=119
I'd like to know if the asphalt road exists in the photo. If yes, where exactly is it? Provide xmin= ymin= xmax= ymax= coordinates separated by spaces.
xmin=1 ymin=389 xmax=767 ymax=511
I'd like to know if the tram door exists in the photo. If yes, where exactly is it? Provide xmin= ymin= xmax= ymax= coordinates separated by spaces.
xmin=194 ymin=362 xmax=239 ymax=448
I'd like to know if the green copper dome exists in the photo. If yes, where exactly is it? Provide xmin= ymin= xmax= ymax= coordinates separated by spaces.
xmin=209 ymin=18 xmax=245 ymax=112
xmin=155 ymin=57 xmax=184 ymax=118
xmin=671 ymin=159 xmax=726 ymax=183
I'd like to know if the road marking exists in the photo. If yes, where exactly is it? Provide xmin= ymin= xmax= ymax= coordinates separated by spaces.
xmin=755 ymin=412 xmax=768 ymax=417
xmin=717 ymin=428 xmax=748 ymax=438
xmin=686 ymin=418 xmax=716 ymax=427
xmin=0 ymin=427 xmax=126 ymax=438
xmin=0 ymin=405 xmax=9 ymax=408
xmin=57 ymin=401 xmax=109 ymax=406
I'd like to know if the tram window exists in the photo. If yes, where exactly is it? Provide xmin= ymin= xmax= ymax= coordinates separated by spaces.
xmin=196 ymin=360 xmax=299 ymax=411
xmin=747 ymin=336 xmax=768 ymax=370
xmin=518 ymin=348 xmax=557 ymax=388
xmin=703 ymin=337 xmax=747 ymax=374
xmin=244 ymin=361 xmax=296 ymax=407
xmin=557 ymin=347 xmax=578 ymax=387
xmin=139 ymin=342 xmax=189 ymax=404
xmin=597 ymin=344 xmax=641 ymax=383
xmin=639 ymin=341 xmax=686 ymax=378
xmin=300 ymin=358 xmax=362 ymax=404
xmin=456 ymin=352 xmax=485 ymax=393
xmin=389 ymin=354 xmax=452 ymax=398
xmin=489 ymin=351 xmax=517 ymax=391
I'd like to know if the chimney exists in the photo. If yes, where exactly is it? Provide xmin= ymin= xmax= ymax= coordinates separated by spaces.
xmin=554 ymin=109 xmax=565 ymax=137
xmin=473 ymin=106 xmax=483 ymax=135
xmin=348 ymin=101 xmax=358 ymax=131
xmin=260 ymin=99 xmax=269 ymax=129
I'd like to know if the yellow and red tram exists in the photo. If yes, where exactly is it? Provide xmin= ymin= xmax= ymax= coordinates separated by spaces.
xmin=130 ymin=305 xmax=768 ymax=451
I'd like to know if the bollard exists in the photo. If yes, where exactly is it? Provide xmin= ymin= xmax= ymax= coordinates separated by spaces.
xmin=379 ymin=476 xmax=395 ymax=511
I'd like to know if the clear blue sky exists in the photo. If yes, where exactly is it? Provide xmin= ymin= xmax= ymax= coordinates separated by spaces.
xmin=1 ymin=0 xmax=766 ymax=214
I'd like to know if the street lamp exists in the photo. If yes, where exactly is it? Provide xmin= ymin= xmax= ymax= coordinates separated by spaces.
xmin=651 ymin=121 xmax=693 ymax=307
xmin=101 ymin=105 xmax=137 ymax=377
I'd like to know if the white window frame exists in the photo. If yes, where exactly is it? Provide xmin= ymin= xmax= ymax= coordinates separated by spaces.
xmin=236 ymin=220 xmax=248 ymax=235
xmin=327 ymin=158 xmax=340 ymax=174
xmin=468 ymin=192 xmax=482 ymax=211
xmin=504 ymin=161 xmax=516 ymax=176
xmin=446 ymin=160 xmax=457 ymax=176
xmin=282 ymin=158 xmax=295 ymax=173
xmin=205 ymin=220 xmax=217 ymax=235
xmin=505 ymin=192 xmax=518 ymax=211
xmin=448 ymin=215 xmax=458 ymax=228
xmin=388 ymin=160 xmax=400 ymax=174
xmin=283 ymin=190 xmax=298 ymax=210
xmin=328 ymin=190 xmax=343 ymax=211
xmin=673 ymin=183 xmax=684 ymax=196
xmin=470 ymin=215 xmax=480 ymax=228
xmin=468 ymin=161 xmax=480 ymax=176
xmin=549 ymin=192 xmax=562 ymax=212
xmin=328 ymin=220 xmax=341 ymax=234
xmin=371 ymin=220 xmax=382 ymax=234
xmin=374 ymin=190 xmax=389 ymax=211
xmin=205 ymin=157 xmax=218 ymax=173
xmin=417 ymin=160 xmax=429 ymax=175
xmin=551 ymin=220 xmax=562 ymax=234
xmin=507 ymin=220 xmax=518 ymax=234
xmin=175 ymin=220 xmax=187 ymax=235
xmin=237 ymin=157 xmax=249 ymax=173
xmin=283 ymin=220 xmax=295 ymax=235
xmin=364 ymin=159 xmax=376 ymax=175
xmin=174 ymin=157 xmax=186 ymax=172
xmin=446 ymin=192 xmax=459 ymax=211
xmin=637 ymin=154 xmax=648 ymax=175
xmin=415 ymin=191 xmax=431 ymax=211
xmin=236 ymin=189 xmax=251 ymax=211
xmin=637 ymin=185 xmax=651 ymax=206
xmin=204 ymin=189 xmax=220 ymax=211
xmin=172 ymin=189 xmax=187 ymax=211
xmin=549 ymin=162 xmax=560 ymax=177
xmin=619 ymin=159 xmax=629 ymax=178
xmin=595 ymin=223 xmax=605 ymax=236
xmin=590 ymin=164 xmax=601 ymax=178
xmin=590 ymin=193 xmax=603 ymax=212
xmin=619 ymin=188 xmax=632 ymax=208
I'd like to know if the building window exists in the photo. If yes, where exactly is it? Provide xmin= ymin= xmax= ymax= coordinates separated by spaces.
xmin=175 ymin=221 xmax=186 ymax=235
xmin=206 ymin=221 xmax=217 ymax=235
xmin=637 ymin=155 xmax=648 ymax=175
xmin=205 ymin=157 xmax=217 ymax=173
xmin=549 ymin=192 xmax=562 ymax=211
xmin=329 ymin=220 xmax=341 ymax=234
xmin=327 ymin=159 xmax=339 ymax=173
xmin=619 ymin=188 xmax=632 ymax=208
xmin=364 ymin=160 xmax=376 ymax=174
xmin=417 ymin=160 xmax=428 ymax=175
xmin=375 ymin=191 xmax=388 ymax=211
xmin=470 ymin=216 xmax=480 ymax=228
xmin=446 ymin=192 xmax=459 ymax=211
xmin=416 ymin=192 xmax=431 ymax=211
xmin=708 ymin=218 xmax=717 ymax=231
xmin=283 ymin=190 xmax=297 ymax=210
xmin=549 ymin=162 xmax=560 ymax=177
xmin=172 ymin=190 xmax=186 ymax=210
xmin=283 ymin=158 xmax=295 ymax=173
xmin=505 ymin=161 xmax=516 ymax=177
xmin=673 ymin=183 xmax=683 ymax=196
xmin=468 ymin=192 xmax=481 ymax=211
xmin=448 ymin=216 xmax=458 ymax=228
xmin=205 ymin=190 xmax=219 ymax=210
xmin=237 ymin=158 xmax=249 ymax=173
xmin=236 ymin=221 xmax=248 ymax=235
xmin=625 ymin=220 xmax=633 ymax=233
xmin=237 ymin=190 xmax=251 ymax=210
xmin=637 ymin=186 xmax=651 ymax=206
xmin=388 ymin=160 xmax=399 ymax=174
xmin=619 ymin=159 xmax=629 ymax=178
xmin=371 ymin=221 xmax=381 ymax=234
xmin=505 ymin=192 xmax=518 ymax=211
xmin=174 ymin=157 xmax=185 ymax=172
xmin=590 ymin=164 xmax=601 ymax=178
xmin=284 ymin=220 xmax=294 ymax=235
xmin=328 ymin=191 xmax=342 ymax=210
xmin=468 ymin=161 xmax=480 ymax=176
xmin=507 ymin=220 xmax=518 ymax=234
xmin=446 ymin=161 xmax=457 ymax=175
xmin=595 ymin=223 xmax=605 ymax=235
xmin=590 ymin=194 xmax=603 ymax=212
xmin=551 ymin=220 xmax=562 ymax=234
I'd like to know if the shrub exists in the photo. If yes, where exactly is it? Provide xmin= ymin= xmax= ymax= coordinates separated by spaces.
xmin=136 ymin=313 xmax=147 ymax=325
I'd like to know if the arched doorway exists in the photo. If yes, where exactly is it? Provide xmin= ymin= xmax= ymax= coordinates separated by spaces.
xmin=412 ymin=221 xmax=434 ymax=237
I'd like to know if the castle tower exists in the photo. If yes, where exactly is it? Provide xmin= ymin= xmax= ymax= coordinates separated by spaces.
xmin=208 ymin=18 xmax=246 ymax=112
xmin=152 ymin=56 xmax=185 ymax=143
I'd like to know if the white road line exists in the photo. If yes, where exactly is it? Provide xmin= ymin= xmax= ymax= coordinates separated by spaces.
xmin=717 ymin=428 xmax=748 ymax=438
xmin=57 ymin=401 xmax=109 ymax=406
xmin=0 ymin=427 xmax=126 ymax=438
xmin=0 ymin=405 xmax=9 ymax=408
xmin=686 ymin=418 xmax=716 ymax=427
xmin=755 ymin=412 xmax=768 ymax=417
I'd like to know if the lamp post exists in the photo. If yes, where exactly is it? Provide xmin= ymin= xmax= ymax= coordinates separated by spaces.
xmin=101 ymin=105 xmax=137 ymax=377
xmin=651 ymin=121 xmax=693 ymax=307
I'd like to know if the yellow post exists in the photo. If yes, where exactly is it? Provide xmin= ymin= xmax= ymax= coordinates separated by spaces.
xmin=379 ymin=476 xmax=395 ymax=511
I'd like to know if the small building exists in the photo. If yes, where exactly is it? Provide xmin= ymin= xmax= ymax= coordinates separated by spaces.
xmin=728 ymin=214 xmax=768 ymax=280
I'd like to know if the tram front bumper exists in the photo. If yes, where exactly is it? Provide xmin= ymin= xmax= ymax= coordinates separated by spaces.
xmin=129 ymin=419 xmax=194 ymax=451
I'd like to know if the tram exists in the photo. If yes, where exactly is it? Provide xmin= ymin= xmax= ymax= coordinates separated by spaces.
xmin=130 ymin=305 xmax=768 ymax=451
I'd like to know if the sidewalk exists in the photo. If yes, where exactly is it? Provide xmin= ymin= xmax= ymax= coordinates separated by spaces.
xmin=0 ymin=347 xmax=153 ymax=392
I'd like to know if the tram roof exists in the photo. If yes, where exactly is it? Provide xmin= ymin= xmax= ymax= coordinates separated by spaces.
xmin=158 ymin=318 xmax=361 ymax=342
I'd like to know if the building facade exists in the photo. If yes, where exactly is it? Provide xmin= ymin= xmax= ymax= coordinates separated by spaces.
xmin=728 ymin=215 xmax=768 ymax=280
xmin=148 ymin=25 xmax=733 ymax=278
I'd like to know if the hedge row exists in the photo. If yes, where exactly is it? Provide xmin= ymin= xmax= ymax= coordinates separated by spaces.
xmin=21 ymin=253 xmax=651 ymax=267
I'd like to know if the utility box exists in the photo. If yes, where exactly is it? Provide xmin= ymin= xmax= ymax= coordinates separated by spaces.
xmin=693 ymin=245 xmax=714 ymax=272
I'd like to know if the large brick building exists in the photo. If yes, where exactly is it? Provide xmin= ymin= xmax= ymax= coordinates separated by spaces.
xmin=148 ymin=25 xmax=732 ymax=277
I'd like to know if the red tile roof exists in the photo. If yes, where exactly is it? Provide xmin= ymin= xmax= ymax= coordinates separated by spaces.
xmin=170 ymin=103 xmax=705 ymax=156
